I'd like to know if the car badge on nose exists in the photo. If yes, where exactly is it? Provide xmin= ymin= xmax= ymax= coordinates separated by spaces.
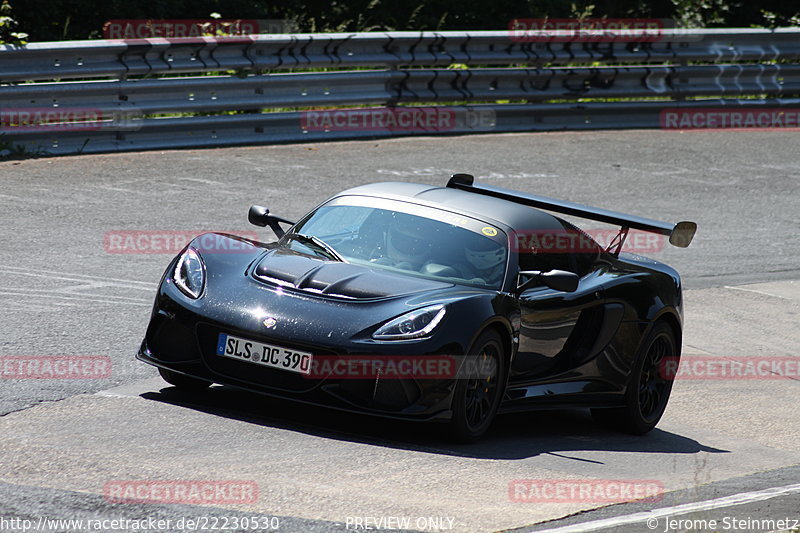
xmin=263 ymin=317 xmax=277 ymax=328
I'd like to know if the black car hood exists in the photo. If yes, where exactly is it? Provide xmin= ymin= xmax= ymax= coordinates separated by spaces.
xmin=253 ymin=248 xmax=454 ymax=300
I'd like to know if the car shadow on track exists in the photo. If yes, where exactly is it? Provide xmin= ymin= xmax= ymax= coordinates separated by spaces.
xmin=141 ymin=384 xmax=728 ymax=460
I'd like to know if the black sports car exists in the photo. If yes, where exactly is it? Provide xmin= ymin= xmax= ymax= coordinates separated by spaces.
xmin=138 ymin=174 xmax=696 ymax=442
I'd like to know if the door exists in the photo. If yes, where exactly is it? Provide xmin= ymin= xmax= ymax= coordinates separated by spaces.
xmin=511 ymin=272 xmax=607 ymax=385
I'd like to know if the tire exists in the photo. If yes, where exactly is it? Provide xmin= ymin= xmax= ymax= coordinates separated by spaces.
xmin=447 ymin=329 xmax=506 ymax=443
xmin=158 ymin=367 xmax=212 ymax=391
xmin=592 ymin=321 xmax=677 ymax=435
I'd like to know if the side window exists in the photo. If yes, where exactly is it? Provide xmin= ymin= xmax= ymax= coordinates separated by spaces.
xmin=517 ymin=221 xmax=600 ymax=277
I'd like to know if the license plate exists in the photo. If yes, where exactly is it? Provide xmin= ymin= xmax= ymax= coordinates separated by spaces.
xmin=216 ymin=333 xmax=313 ymax=375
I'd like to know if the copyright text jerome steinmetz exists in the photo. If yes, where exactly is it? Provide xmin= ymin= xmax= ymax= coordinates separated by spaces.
xmin=649 ymin=516 xmax=799 ymax=531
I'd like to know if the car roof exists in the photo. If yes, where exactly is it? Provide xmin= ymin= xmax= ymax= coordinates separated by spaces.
xmin=335 ymin=181 xmax=568 ymax=231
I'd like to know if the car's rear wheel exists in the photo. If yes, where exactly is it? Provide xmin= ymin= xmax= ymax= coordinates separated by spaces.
xmin=592 ymin=321 xmax=677 ymax=434
xmin=447 ymin=330 xmax=505 ymax=443
xmin=158 ymin=367 xmax=212 ymax=391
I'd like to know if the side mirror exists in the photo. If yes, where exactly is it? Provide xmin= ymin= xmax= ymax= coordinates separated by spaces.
xmin=515 ymin=269 xmax=579 ymax=295
xmin=248 ymin=205 xmax=296 ymax=239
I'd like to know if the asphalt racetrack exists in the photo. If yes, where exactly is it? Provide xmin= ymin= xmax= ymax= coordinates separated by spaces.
xmin=0 ymin=129 xmax=798 ymax=532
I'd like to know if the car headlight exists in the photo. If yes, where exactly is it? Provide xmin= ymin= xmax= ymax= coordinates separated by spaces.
xmin=373 ymin=305 xmax=446 ymax=340
xmin=173 ymin=247 xmax=205 ymax=299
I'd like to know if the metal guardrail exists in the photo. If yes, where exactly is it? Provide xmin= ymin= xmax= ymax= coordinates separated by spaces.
xmin=1 ymin=28 xmax=800 ymax=156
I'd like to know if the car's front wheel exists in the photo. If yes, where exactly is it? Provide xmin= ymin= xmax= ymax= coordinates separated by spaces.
xmin=447 ymin=329 xmax=506 ymax=443
xmin=592 ymin=321 xmax=677 ymax=434
xmin=158 ymin=367 xmax=212 ymax=391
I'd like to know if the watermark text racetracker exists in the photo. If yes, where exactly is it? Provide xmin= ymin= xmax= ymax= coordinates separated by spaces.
xmin=303 ymin=355 xmax=497 ymax=380
xmin=0 ymin=107 xmax=142 ymax=133
xmin=104 ymin=230 xmax=260 ymax=255
xmin=511 ymin=228 xmax=665 ymax=255
xmin=509 ymin=479 xmax=664 ymax=503
xmin=103 ymin=18 xmax=298 ymax=39
xmin=103 ymin=480 xmax=258 ymax=505
xmin=0 ymin=356 xmax=111 ymax=379
xmin=301 ymin=107 xmax=496 ymax=133
xmin=661 ymin=108 xmax=800 ymax=130
xmin=661 ymin=356 xmax=800 ymax=380
xmin=508 ymin=18 xmax=675 ymax=42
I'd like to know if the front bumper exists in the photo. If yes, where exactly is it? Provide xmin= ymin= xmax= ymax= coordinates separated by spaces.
xmin=137 ymin=291 xmax=460 ymax=422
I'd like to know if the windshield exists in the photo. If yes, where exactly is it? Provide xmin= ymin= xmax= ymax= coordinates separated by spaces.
xmin=289 ymin=195 xmax=508 ymax=290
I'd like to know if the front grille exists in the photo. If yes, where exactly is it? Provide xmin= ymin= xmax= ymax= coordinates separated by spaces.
xmin=148 ymin=315 xmax=200 ymax=362
xmin=336 ymin=377 xmax=422 ymax=410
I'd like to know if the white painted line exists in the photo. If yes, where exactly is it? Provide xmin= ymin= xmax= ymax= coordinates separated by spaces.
xmin=0 ymin=290 xmax=151 ymax=306
xmin=528 ymin=483 xmax=800 ymax=533
xmin=723 ymin=285 xmax=790 ymax=300
xmin=681 ymin=344 xmax=714 ymax=355
xmin=178 ymin=177 xmax=226 ymax=185
xmin=2 ymin=286 xmax=150 ymax=302
xmin=0 ymin=265 xmax=157 ymax=288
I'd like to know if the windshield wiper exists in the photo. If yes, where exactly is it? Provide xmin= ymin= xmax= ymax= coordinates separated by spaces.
xmin=283 ymin=232 xmax=347 ymax=263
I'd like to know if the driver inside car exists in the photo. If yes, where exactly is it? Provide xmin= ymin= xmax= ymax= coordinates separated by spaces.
xmin=373 ymin=215 xmax=434 ymax=272
xmin=457 ymin=234 xmax=505 ymax=285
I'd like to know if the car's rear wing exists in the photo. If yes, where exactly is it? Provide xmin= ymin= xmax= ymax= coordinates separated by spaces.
xmin=446 ymin=173 xmax=696 ymax=250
